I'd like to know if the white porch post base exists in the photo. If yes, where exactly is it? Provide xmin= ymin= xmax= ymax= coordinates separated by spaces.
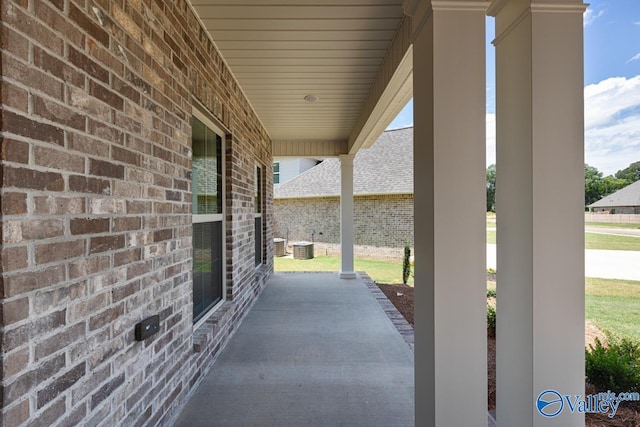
xmin=339 ymin=154 xmax=356 ymax=279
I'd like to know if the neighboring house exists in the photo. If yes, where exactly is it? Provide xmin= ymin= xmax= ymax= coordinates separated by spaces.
xmin=274 ymin=127 xmax=413 ymax=260
xmin=273 ymin=158 xmax=321 ymax=186
xmin=589 ymin=180 xmax=640 ymax=214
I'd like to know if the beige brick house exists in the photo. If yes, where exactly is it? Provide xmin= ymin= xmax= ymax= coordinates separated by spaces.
xmin=274 ymin=127 xmax=413 ymax=260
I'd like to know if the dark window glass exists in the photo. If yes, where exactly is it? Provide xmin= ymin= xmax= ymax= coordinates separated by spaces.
xmin=192 ymin=118 xmax=222 ymax=215
xmin=192 ymin=116 xmax=223 ymax=322
xmin=193 ymin=222 xmax=223 ymax=322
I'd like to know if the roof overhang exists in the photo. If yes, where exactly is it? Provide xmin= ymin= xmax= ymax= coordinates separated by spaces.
xmin=188 ymin=0 xmax=413 ymax=157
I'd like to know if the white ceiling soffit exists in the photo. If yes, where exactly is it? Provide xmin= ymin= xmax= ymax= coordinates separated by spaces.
xmin=189 ymin=0 xmax=408 ymax=152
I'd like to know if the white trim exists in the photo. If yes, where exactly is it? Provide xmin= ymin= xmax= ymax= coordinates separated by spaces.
xmin=193 ymin=102 xmax=227 ymax=138
xmin=191 ymin=105 xmax=227 ymax=324
xmin=193 ymin=214 xmax=223 ymax=224
xmin=431 ymin=1 xmax=490 ymax=12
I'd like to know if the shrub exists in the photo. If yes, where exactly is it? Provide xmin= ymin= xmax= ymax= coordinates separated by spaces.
xmin=486 ymin=288 xmax=496 ymax=298
xmin=487 ymin=304 xmax=496 ymax=337
xmin=585 ymin=338 xmax=640 ymax=393
xmin=402 ymin=243 xmax=411 ymax=285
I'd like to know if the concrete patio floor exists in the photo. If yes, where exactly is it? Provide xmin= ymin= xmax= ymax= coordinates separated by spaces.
xmin=173 ymin=272 xmax=415 ymax=427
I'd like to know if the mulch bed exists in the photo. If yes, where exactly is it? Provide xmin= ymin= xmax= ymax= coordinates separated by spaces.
xmin=374 ymin=280 xmax=640 ymax=426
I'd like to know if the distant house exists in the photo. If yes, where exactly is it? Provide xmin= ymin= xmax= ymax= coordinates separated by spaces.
xmin=273 ymin=127 xmax=413 ymax=259
xmin=589 ymin=180 xmax=640 ymax=214
xmin=273 ymin=158 xmax=321 ymax=186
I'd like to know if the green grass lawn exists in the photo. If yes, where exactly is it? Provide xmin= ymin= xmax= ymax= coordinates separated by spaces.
xmin=274 ymin=255 xmax=413 ymax=285
xmin=586 ymin=277 xmax=640 ymax=341
xmin=585 ymin=232 xmax=640 ymax=251
xmin=487 ymin=229 xmax=640 ymax=250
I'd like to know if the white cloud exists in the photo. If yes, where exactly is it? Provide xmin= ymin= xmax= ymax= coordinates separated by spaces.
xmin=584 ymin=75 xmax=640 ymax=175
xmin=635 ymin=21 xmax=640 ymax=26
xmin=583 ymin=8 xmax=605 ymax=27
xmin=627 ymin=53 xmax=640 ymax=64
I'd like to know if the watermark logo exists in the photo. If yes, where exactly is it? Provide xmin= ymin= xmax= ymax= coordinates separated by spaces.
xmin=537 ymin=390 xmax=564 ymax=417
xmin=536 ymin=389 xmax=640 ymax=419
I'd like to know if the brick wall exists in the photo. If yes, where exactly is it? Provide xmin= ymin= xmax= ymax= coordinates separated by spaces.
xmin=274 ymin=194 xmax=414 ymax=260
xmin=1 ymin=1 xmax=272 ymax=426
xmin=585 ymin=212 xmax=640 ymax=222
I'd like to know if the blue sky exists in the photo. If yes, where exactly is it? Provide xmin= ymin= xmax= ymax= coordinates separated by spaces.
xmin=388 ymin=1 xmax=640 ymax=176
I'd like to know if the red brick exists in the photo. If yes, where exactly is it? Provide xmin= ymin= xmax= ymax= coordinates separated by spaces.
xmin=69 ymin=256 xmax=111 ymax=280
xmin=3 ymin=167 xmax=64 ymax=191
xmin=37 ymin=363 xmax=86 ymax=409
xmin=89 ymin=304 xmax=124 ymax=331
xmin=34 ymin=1 xmax=85 ymax=48
xmin=69 ymin=88 xmax=111 ymax=122
xmin=2 ymin=3 xmax=64 ymax=55
xmin=1 ymin=110 xmax=65 ymax=146
xmin=1 ymin=192 xmax=27 ymax=215
xmin=33 ymin=96 xmax=86 ymax=131
xmin=69 ymin=3 xmax=110 ymax=47
xmin=2 ymin=347 xmax=29 ymax=380
xmin=114 ymin=249 xmax=142 ymax=268
xmin=34 ymin=196 xmax=85 ymax=215
xmin=1 ymin=297 xmax=29 ymax=325
xmin=68 ymin=175 xmax=112 ymax=195
xmin=33 ymin=145 xmax=85 ymax=173
xmin=1 ymin=81 xmax=29 ymax=112
xmin=112 ymin=146 xmax=141 ymax=166
xmin=1 ymin=246 xmax=29 ymax=272
xmin=69 ymin=132 xmax=111 ymax=158
xmin=33 ymin=46 xmax=84 ymax=88
xmin=70 ymin=218 xmax=111 ymax=235
xmin=68 ymin=45 xmax=109 ymax=84
xmin=89 ymin=158 xmax=125 ymax=179
xmin=112 ymin=75 xmax=141 ymax=104
xmin=22 ymin=219 xmax=65 ymax=240
xmin=113 ymin=217 xmax=141 ymax=232
xmin=0 ymin=26 xmax=29 ymax=60
xmin=35 ymin=240 xmax=86 ymax=265
xmin=90 ymin=235 xmax=125 ymax=253
xmin=2 ymin=53 xmax=64 ymax=99
xmin=87 ymin=119 xmax=124 ymax=146
xmin=2 ymin=265 xmax=66 ymax=297
xmin=1 ymin=138 xmax=29 ymax=164
xmin=35 ymin=322 xmax=85 ymax=361
xmin=3 ymin=399 xmax=29 ymax=424
xmin=89 ymin=80 xmax=124 ymax=111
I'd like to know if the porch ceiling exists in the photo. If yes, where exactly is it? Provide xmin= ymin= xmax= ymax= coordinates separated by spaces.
xmin=189 ymin=0 xmax=410 ymax=154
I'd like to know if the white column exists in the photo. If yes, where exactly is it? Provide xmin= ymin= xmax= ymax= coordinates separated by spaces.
xmin=489 ymin=1 xmax=587 ymax=425
xmin=339 ymin=154 xmax=356 ymax=279
xmin=408 ymin=1 xmax=487 ymax=425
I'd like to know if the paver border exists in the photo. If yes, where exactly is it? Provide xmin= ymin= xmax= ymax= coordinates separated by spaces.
xmin=358 ymin=272 xmax=415 ymax=351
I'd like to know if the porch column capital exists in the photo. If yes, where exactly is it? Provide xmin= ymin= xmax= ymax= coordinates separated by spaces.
xmin=404 ymin=0 xmax=489 ymax=42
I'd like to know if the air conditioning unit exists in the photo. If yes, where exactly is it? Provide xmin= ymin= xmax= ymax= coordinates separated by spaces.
xmin=273 ymin=238 xmax=286 ymax=257
xmin=293 ymin=242 xmax=314 ymax=260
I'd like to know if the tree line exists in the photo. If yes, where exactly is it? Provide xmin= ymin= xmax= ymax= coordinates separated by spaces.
xmin=485 ymin=161 xmax=640 ymax=212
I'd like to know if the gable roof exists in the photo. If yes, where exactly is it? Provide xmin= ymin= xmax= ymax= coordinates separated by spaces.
xmin=274 ymin=127 xmax=413 ymax=199
xmin=589 ymin=180 xmax=640 ymax=208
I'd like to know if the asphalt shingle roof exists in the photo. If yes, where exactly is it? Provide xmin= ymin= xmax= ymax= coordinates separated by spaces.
xmin=589 ymin=179 xmax=640 ymax=208
xmin=274 ymin=127 xmax=413 ymax=199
